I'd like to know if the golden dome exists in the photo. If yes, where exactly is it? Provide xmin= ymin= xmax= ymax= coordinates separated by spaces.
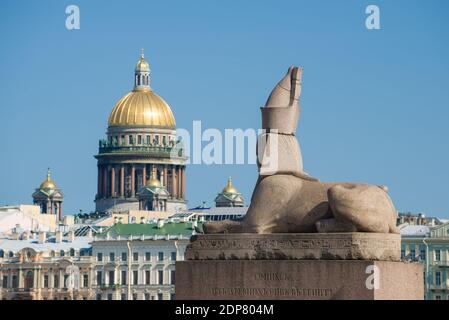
xmin=108 ymin=90 xmax=176 ymax=129
xmin=222 ymin=177 xmax=238 ymax=194
xmin=146 ymin=176 xmax=161 ymax=188
xmin=40 ymin=169 xmax=57 ymax=190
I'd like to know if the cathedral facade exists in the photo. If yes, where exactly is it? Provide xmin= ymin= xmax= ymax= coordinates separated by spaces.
xmin=95 ymin=51 xmax=187 ymax=213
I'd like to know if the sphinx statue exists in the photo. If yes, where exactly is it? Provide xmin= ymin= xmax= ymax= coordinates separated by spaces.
xmin=203 ymin=67 xmax=399 ymax=234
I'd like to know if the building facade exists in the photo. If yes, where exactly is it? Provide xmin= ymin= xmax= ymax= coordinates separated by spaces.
xmin=95 ymin=50 xmax=187 ymax=214
xmin=91 ymin=221 xmax=197 ymax=300
xmin=0 ymin=231 xmax=93 ymax=300
xmin=401 ymin=222 xmax=449 ymax=300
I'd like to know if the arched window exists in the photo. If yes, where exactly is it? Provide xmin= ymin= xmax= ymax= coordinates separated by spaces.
xmin=8 ymin=251 xmax=14 ymax=258
xmin=60 ymin=250 xmax=65 ymax=257
xmin=70 ymin=248 xmax=75 ymax=257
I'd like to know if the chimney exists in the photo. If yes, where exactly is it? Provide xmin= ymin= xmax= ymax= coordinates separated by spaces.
xmin=55 ymin=231 xmax=62 ymax=243
xmin=67 ymin=231 xmax=75 ymax=242
xmin=38 ymin=232 xmax=46 ymax=244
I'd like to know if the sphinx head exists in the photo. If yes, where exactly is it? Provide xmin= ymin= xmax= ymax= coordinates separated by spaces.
xmin=261 ymin=66 xmax=303 ymax=134
xmin=265 ymin=66 xmax=303 ymax=108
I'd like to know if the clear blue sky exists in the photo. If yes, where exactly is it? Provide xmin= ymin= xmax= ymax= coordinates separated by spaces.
xmin=1 ymin=0 xmax=448 ymax=217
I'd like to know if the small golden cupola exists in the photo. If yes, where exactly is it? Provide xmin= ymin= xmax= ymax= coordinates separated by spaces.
xmin=32 ymin=168 xmax=63 ymax=221
xmin=39 ymin=168 xmax=57 ymax=190
xmin=215 ymin=177 xmax=245 ymax=207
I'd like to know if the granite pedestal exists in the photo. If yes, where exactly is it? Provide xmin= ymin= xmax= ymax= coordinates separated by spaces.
xmin=175 ymin=233 xmax=423 ymax=300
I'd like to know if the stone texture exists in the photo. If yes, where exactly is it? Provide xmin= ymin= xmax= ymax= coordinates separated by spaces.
xmin=186 ymin=233 xmax=401 ymax=261
xmin=175 ymin=260 xmax=423 ymax=300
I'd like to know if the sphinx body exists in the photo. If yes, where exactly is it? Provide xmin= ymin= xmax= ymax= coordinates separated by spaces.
xmin=203 ymin=67 xmax=399 ymax=235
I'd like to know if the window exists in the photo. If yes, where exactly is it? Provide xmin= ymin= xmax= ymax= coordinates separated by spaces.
xmin=145 ymin=252 xmax=151 ymax=261
xmin=0 ymin=250 xmax=4 ymax=258
xmin=108 ymin=271 xmax=115 ymax=285
xmin=133 ymin=252 xmax=139 ymax=261
xmin=420 ymin=249 xmax=426 ymax=260
xmin=83 ymin=274 xmax=88 ymax=288
xmin=158 ymin=252 xmax=164 ymax=261
xmin=133 ymin=271 xmax=138 ymax=285
xmin=145 ymin=293 xmax=150 ymax=300
xmin=60 ymin=250 xmax=65 ymax=257
xmin=133 ymin=293 xmax=138 ymax=300
xmin=138 ymin=135 xmax=142 ymax=144
xmin=63 ymin=275 xmax=69 ymax=288
xmin=109 ymin=252 xmax=115 ymax=262
xmin=44 ymin=275 xmax=49 ymax=288
xmin=70 ymin=248 xmax=75 ymax=257
xmin=435 ymin=250 xmax=441 ymax=261
xmin=400 ymin=249 xmax=405 ymax=259
xmin=97 ymin=271 xmax=103 ymax=285
xmin=158 ymin=270 xmax=163 ymax=285
xmin=145 ymin=270 xmax=150 ymax=285
xmin=129 ymin=135 xmax=134 ymax=145
xmin=435 ymin=295 xmax=441 ymax=300
xmin=121 ymin=270 xmax=127 ymax=285
xmin=12 ymin=275 xmax=18 ymax=288
xmin=9 ymin=251 xmax=13 ymax=258
xmin=146 ymin=135 xmax=151 ymax=145
xmin=107 ymin=293 xmax=113 ymax=300
xmin=122 ymin=252 xmax=127 ymax=262
xmin=171 ymin=252 xmax=177 ymax=261
xmin=410 ymin=248 xmax=416 ymax=260
xmin=2 ymin=276 xmax=7 ymax=288
xmin=96 ymin=294 xmax=102 ymax=300
xmin=170 ymin=293 xmax=175 ymax=300
xmin=121 ymin=293 xmax=126 ymax=300
xmin=158 ymin=293 xmax=163 ymax=300
xmin=170 ymin=270 xmax=175 ymax=285
xmin=97 ymin=253 xmax=103 ymax=262
xmin=436 ymin=272 xmax=441 ymax=286
xmin=121 ymin=135 xmax=125 ymax=145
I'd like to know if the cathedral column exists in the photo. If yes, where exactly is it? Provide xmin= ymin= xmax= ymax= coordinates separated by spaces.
xmin=182 ymin=167 xmax=186 ymax=199
xmin=120 ymin=165 xmax=125 ymax=198
xmin=111 ymin=166 xmax=116 ymax=197
xmin=163 ymin=165 xmax=168 ymax=187
xmin=142 ymin=165 xmax=147 ymax=187
xmin=131 ymin=165 xmax=135 ymax=197
xmin=102 ymin=166 xmax=108 ymax=198
xmin=97 ymin=166 xmax=102 ymax=197
xmin=178 ymin=166 xmax=182 ymax=198
xmin=172 ymin=166 xmax=177 ymax=198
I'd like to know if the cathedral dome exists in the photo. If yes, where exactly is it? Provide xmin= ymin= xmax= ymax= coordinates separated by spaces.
xmin=107 ymin=50 xmax=176 ymax=129
xmin=108 ymin=90 xmax=176 ymax=129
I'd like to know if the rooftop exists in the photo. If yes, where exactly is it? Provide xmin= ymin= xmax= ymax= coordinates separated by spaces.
xmin=101 ymin=221 xmax=202 ymax=238
xmin=0 ymin=236 xmax=93 ymax=253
